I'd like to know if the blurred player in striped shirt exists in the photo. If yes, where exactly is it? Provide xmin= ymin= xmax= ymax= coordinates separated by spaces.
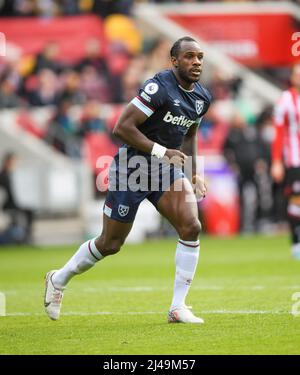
xmin=271 ymin=62 xmax=300 ymax=259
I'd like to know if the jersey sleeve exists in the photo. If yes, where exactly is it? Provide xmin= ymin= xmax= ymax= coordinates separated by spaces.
xmin=131 ymin=79 xmax=167 ymax=117
xmin=196 ymin=91 xmax=212 ymax=126
xmin=199 ymin=87 xmax=212 ymax=119
xmin=201 ymin=101 xmax=211 ymax=117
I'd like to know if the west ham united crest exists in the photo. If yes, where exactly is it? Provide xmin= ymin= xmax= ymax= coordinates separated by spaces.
xmin=195 ymin=100 xmax=204 ymax=115
xmin=118 ymin=204 xmax=130 ymax=217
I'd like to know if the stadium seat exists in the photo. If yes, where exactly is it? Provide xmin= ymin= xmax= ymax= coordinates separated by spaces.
xmin=106 ymin=105 xmax=124 ymax=131
xmin=16 ymin=110 xmax=45 ymax=139
xmin=104 ymin=14 xmax=142 ymax=55
xmin=83 ymin=132 xmax=118 ymax=174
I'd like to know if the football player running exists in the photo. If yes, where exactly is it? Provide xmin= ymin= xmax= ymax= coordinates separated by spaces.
xmin=44 ymin=36 xmax=211 ymax=323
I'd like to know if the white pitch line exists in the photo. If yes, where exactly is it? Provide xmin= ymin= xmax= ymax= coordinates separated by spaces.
xmin=4 ymin=310 xmax=292 ymax=317
xmin=76 ymin=285 xmax=300 ymax=293
xmin=2 ymin=285 xmax=300 ymax=295
xmin=1 ymin=287 xmax=224 ymax=294
xmin=199 ymin=310 xmax=291 ymax=315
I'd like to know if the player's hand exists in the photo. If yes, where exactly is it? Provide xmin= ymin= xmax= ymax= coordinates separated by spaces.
xmin=192 ymin=175 xmax=207 ymax=201
xmin=164 ymin=149 xmax=188 ymax=168
xmin=271 ymin=160 xmax=284 ymax=183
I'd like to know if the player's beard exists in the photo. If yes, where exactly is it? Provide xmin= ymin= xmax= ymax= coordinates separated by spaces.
xmin=178 ymin=66 xmax=200 ymax=84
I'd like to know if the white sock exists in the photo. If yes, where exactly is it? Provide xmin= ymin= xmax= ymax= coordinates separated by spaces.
xmin=170 ymin=238 xmax=200 ymax=310
xmin=292 ymin=243 xmax=300 ymax=256
xmin=52 ymin=238 xmax=103 ymax=289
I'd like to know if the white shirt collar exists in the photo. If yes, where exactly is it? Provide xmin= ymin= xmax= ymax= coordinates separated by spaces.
xmin=178 ymin=84 xmax=194 ymax=93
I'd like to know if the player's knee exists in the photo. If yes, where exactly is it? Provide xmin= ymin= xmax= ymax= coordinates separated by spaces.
xmin=178 ymin=218 xmax=201 ymax=240
xmin=96 ymin=237 xmax=124 ymax=257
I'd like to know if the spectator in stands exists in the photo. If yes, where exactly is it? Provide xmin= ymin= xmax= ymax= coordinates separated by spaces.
xmin=35 ymin=0 xmax=60 ymax=17
xmin=120 ymin=55 xmax=146 ymax=102
xmin=77 ymin=38 xmax=109 ymax=79
xmin=44 ymin=99 xmax=80 ymax=157
xmin=256 ymin=106 xmax=286 ymax=229
xmin=253 ymin=106 xmax=274 ymax=231
xmin=13 ymin=0 xmax=36 ymax=16
xmin=255 ymin=106 xmax=273 ymax=163
xmin=92 ymin=0 xmax=134 ymax=18
xmin=223 ymin=111 xmax=268 ymax=233
xmin=60 ymin=69 xmax=86 ymax=105
xmin=56 ymin=0 xmax=80 ymax=15
xmin=208 ymin=68 xmax=242 ymax=100
xmin=80 ymin=65 xmax=110 ymax=102
xmin=197 ymin=102 xmax=228 ymax=155
xmin=106 ymin=42 xmax=131 ymax=103
xmin=78 ymin=100 xmax=107 ymax=137
xmin=0 ymin=0 xmax=15 ymax=16
xmin=0 ymin=76 xmax=22 ymax=108
xmin=0 ymin=152 xmax=34 ymax=244
xmin=143 ymin=38 xmax=172 ymax=80
xmin=33 ymin=42 xmax=63 ymax=74
xmin=0 ymin=0 xmax=82 ymax=17
xmin=28 ymin=68 xmax=60 ymax=106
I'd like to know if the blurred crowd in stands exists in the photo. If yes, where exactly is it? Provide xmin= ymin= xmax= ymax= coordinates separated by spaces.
xmin=0 ymin=0 xmax=299 ymax=18
xmin=0 ymin=0 xmax=292 ymax=236
xmin=0 ymin=0 xmax=133 ymax=18
xmin=0 ymin=36 xmax=173 ymax=154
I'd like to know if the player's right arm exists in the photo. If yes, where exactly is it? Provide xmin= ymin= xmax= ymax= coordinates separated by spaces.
xmin=113 ymin=81 xmax=187 ymax=167
xmin=113 ymin=103 xmax=155 ymax=154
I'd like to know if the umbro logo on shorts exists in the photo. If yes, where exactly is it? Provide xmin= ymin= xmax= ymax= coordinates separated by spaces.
xmin=118 ymin=204 xmax=130 ymax=217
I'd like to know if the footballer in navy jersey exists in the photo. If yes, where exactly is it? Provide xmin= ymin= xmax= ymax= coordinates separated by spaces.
xmin=104 ymin=69 xmax=212 ymax=222
xmin=45 ymin=37 xmax=211 ymax=324
xmin=132 ymin=69 xmax=211 ymax=150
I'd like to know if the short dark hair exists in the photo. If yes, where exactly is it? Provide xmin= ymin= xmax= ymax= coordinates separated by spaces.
xmin=170 ymin=36 xmax=197 ymax=58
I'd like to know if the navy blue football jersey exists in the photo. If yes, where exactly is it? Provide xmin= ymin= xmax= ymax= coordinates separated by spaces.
xmin=131 ymin=69 xmax=212 ymax=150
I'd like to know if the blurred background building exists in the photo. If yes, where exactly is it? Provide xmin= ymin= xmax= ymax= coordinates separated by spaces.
xmin=0 ymin=0 xmax=298 ymax=245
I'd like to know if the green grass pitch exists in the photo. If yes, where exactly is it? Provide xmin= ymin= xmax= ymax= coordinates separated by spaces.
xmin=0 ymin=235 xmax=300 ymax=354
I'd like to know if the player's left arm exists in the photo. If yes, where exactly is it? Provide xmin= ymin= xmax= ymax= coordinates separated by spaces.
xmin=181 ymin=123 xmax=207 ymax=199
xmin=181 ymin=123 xmax=198 ymax=176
